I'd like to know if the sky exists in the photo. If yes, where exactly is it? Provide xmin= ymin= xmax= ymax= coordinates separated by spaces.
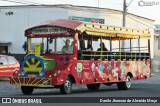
xmin=0 ymin=0 xmax=160 ymax=24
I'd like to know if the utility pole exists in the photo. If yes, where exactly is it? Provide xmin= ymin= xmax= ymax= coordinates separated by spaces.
xmin=122 ymin=0 xmax=127 ymax=51
xmin=122 ymin=0 xmax=133 ymax=51
xmin=122 ymin=0 xmax=133 ymax=27
xmin=122 ymin=0 xmax=127 ymax=27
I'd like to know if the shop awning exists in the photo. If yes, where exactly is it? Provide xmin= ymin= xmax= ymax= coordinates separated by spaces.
xmin=0 ymin=41 xmax=12 ymax=46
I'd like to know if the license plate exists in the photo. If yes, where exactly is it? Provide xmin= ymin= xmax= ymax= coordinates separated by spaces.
xmin=28 ymin=74 xmax=37 ymax=78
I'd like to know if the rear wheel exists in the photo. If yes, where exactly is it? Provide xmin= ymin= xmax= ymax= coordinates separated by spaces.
xmin=21 ymin=86 xmax=34 ymax=95
xmin=60 ymin=77 xmax=72 ymax=94
xmin=87 ymin=84 xmax=100 ymax=91
xmin=117 ymin=75 xmax=131 ymax=90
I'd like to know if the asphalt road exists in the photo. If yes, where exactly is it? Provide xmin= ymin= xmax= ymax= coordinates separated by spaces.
xmin=0 ymin=74 xmax=160 ymax=106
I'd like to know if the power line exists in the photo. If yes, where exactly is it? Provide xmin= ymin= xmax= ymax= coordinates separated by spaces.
xmin=17 ymin=0 xmax=45 ymax=5
xmin=0 ymin=0 xmax=45 ymax=5
xmin=0 ymin=0 xmax=124 ymax=7
xmin=127 ymin=0 xmax=134 ymax=7
xmin=0 ymin=0 xmax=155 ymax=29
xmin=124 ymin=0 xmax=158 ymax=21
xmin=0 ymin=0 xmax=34 ymax=5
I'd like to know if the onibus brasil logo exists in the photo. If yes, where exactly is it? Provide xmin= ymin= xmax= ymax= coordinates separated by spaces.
xmin=138 ymin=0 xmax=159 ymax=6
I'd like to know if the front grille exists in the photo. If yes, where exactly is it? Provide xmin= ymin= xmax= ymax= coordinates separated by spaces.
xmin=11 ymin=77 xmax=52 ymax=87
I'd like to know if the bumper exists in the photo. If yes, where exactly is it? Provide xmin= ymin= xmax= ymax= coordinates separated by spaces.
xmin=10 ymin=77 xmax=52 ymax=87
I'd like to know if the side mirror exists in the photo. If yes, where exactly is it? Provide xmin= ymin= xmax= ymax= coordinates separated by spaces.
xmin=0 ymin=62 xmax=3 ymax=66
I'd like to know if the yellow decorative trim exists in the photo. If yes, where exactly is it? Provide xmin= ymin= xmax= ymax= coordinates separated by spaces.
xmin=36 ymin=78 xmax=43 ymax=84
xmin=18 ymin=77 xmax=21 ymax=84
xmin=31 ymin=78 xmax=37 ymax=84
xmin=77 ymin=23 xmax=150 ymax=39
xmin=12 ymin=77 xmax=17 ymax=84
xmin=27 ymin=78 xmax=31 ymax=84
xmin=11 ymin=77 xmax=52 ymax=87
xmin=23 ymin=78 xmax=25 ymax=84
xmin=35 ymin=61 xmax=40 ymax=67
xmin=26 ymin=61 xmax=31 ymax=68
xmin=13 ymin=84 xmax=53 ymax=87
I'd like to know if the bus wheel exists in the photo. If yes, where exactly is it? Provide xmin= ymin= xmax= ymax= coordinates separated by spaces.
xmin=21 ymin=86 xmax=34 ymax=95
xmin=87 ymin=84 xmax=100 ymax=91
xmin=60 ymin=77 xmax=72 ymax=94
xmin=117 ymin=75 xmax=131 ymax=90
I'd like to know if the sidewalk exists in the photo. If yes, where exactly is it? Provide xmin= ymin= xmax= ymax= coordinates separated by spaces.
xmin=132 ymin=72 xmax=160 ymax=84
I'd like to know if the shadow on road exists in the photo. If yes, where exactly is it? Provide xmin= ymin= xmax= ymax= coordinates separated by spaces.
xmin=10 ymin=85 xmax=140 ymax=96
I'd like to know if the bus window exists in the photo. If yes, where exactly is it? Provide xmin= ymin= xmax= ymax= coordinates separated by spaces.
xmin=48 ymin=37 xmax=74 ymax=54
xmin=29 ymin=38 xmax=47 ymax=54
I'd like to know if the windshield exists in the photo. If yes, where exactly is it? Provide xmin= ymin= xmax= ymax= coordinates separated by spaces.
xmin=48 ymin=37 xmax=74 ymax=54
xmin=28 ymin=37 xmax=74 ymax=54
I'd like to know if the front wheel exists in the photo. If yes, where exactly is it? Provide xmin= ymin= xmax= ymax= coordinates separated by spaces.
xmin=21 ymin=86 xmax=34 ymax=95
xmin=60 ymin=77 xmax=72 ymax=94
xmin=117 ymin=75 xmax=132 ymax=90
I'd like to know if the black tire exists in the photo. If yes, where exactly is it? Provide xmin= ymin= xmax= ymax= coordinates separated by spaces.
xmin=87 ymin=83 xmax=100 ymax=91
xmin=60 ymin=77 xmax=72 ymax=94
xmin=117 ymin=75 xmax=131 ymax=90
xmin=21 ymin=86 xmax=34 ymax=95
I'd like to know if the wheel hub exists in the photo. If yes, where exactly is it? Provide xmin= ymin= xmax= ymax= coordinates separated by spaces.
xmin=126 ymin=76 xmax=131 ymax=88
xmin=65 ymin=80 xmax=71 ymax=91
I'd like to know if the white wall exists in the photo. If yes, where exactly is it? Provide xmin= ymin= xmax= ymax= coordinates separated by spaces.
xmin=0 ymin=8 xmax=29 ymax=54
xmin=0 ymin=7 xmax=68 ymax=54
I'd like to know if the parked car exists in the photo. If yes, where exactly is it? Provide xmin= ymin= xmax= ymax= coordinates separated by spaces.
xmin=0 ymin=55 xmax=20 ymax=77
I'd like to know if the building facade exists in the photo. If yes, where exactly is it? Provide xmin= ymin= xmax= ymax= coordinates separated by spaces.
xmin=153 ymin=24 xmax=160 ymax=72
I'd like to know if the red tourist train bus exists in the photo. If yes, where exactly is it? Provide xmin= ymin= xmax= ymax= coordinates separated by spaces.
xmin=10 ymin=19 xmax=151 ymax=95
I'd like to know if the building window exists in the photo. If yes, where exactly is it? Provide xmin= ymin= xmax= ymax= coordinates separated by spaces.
xmin=0 ymin=46 xmax=8 ymax=54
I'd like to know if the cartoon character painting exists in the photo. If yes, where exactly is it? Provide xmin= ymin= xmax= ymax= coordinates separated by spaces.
xmin=138 ymin=61 xmax=142 ymax=78
xmin=98 ymin=63 xmax=105 ymax=76
xmin=75 ymin=63 xmax=83 ymax=78
xmin=91 ymin=63 xmax=96 ymax=77
xmin=132 ymin=61 xmax=138 ymax=77
xmin=141 ymin=61 xmax=147 ymax=78
xmin=112 ymin=61 xmax=118 ymax=80
xmin=120 ymin=62 xmax=126 ymax=80
xmin=106 ymin=62 xmax=112 ymax=78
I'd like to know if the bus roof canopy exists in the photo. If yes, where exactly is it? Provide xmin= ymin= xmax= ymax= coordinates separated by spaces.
xmin=25 ymin=19 xmax=150 ymax=39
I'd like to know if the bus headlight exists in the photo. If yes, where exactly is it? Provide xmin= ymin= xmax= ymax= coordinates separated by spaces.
xmin=39 ymin=72 xmax=44 ymax=77
xmin=21 ymin=72 xmax=25 ymax=76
